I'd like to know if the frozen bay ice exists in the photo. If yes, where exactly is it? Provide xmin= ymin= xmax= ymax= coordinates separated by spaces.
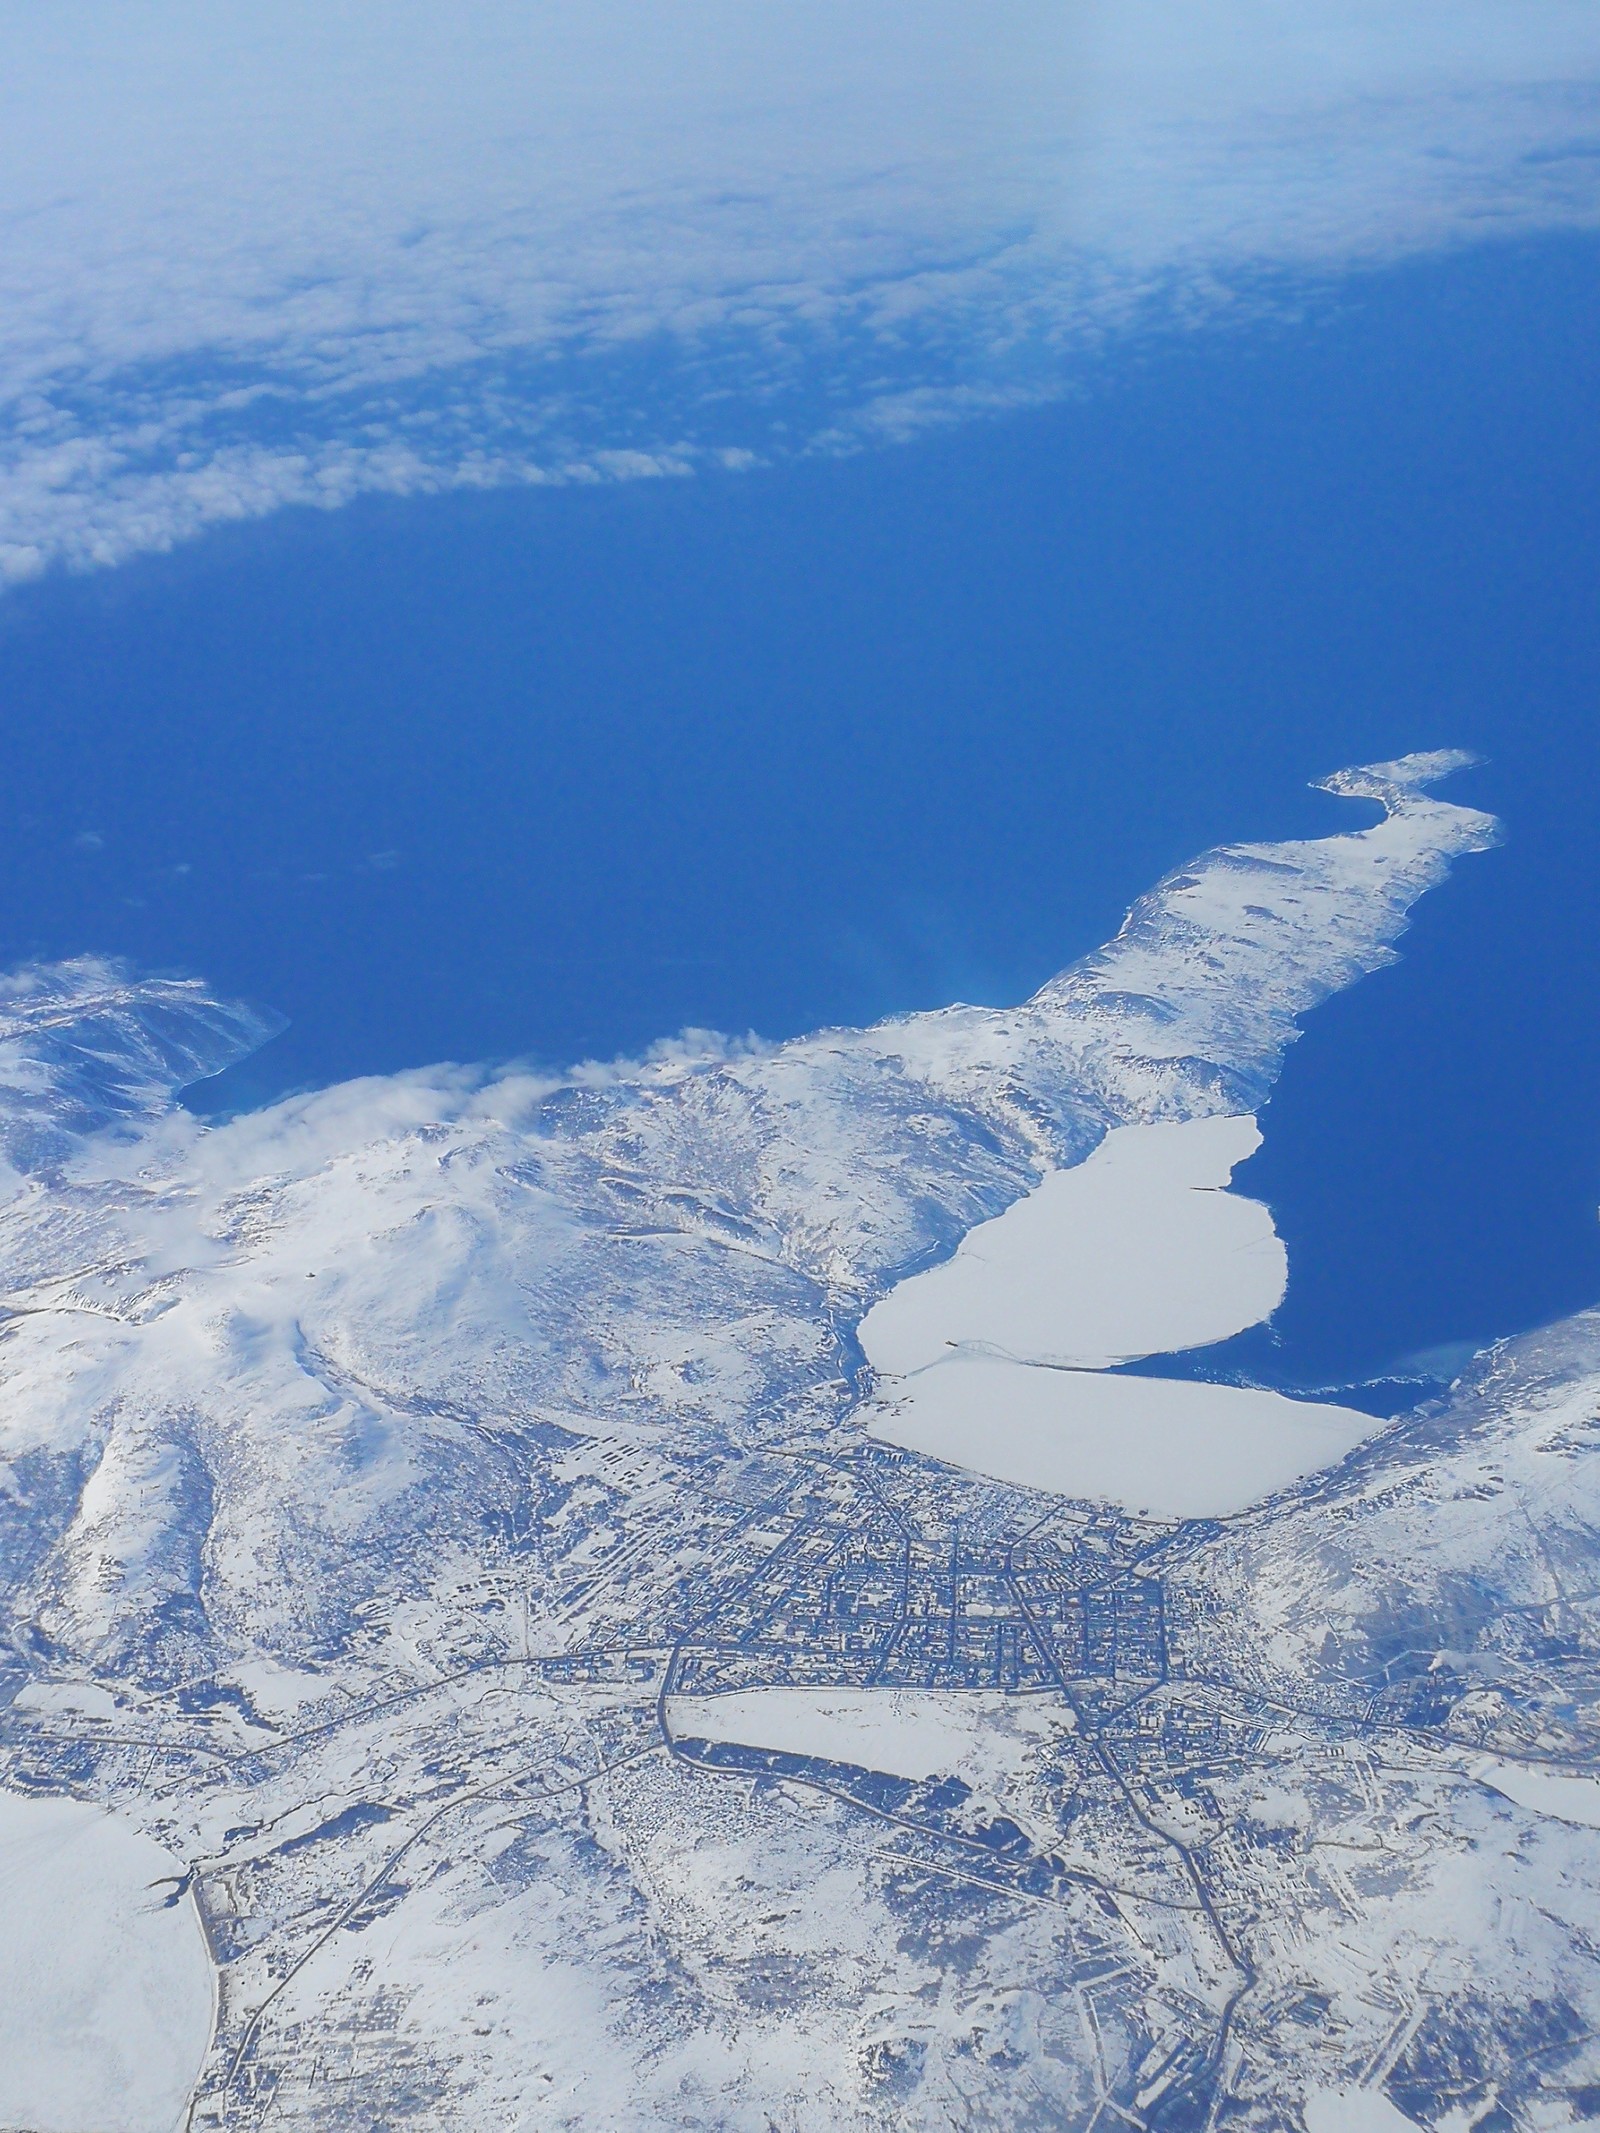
xmin=855 ymin=1111 xmax=1367 ymax=1519
xmin=1470 ymin=1757 xmax=1600 ymax=1829
xmin=667 ymin=1686 xmax=1074 ymax=1786
xmin=0 ymin=1789 xmax=213 ymax=2133
xmin=859 ymin=1112 xmax=1285 ymax=1376
xmin=1304 ymin=2089 xmax=1420 ymax=2133
xmin=865 ymin=1350 xmax=1373 ymax=1518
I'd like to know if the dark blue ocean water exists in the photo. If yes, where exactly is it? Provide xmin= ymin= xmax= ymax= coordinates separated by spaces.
xmin=1 ymin=235 xmax=1597 ymax=1388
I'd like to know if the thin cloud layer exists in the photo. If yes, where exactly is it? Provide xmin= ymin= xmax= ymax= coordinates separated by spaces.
xmin=2 ymin=0 xmax=1598 ymax=580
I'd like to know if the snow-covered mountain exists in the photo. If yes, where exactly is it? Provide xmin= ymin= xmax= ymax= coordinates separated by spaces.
xmin=10 ymin=753 xmax=1595 ymax=2132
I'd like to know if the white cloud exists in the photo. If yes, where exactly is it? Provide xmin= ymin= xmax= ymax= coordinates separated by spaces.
xmin=2 ymin=0 xmax=1598 ymax=578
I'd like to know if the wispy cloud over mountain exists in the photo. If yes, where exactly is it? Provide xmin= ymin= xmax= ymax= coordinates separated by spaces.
xmin=3 ymin=0 xmax=1597 ymax=580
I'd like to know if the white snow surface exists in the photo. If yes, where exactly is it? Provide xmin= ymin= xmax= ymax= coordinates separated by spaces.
xmin=668 ymin=1687 xmax=1074 ymax=1785
xmin=859 ymin=1112 xmax=1284 ymax=1375
xmin=865 ymin=1352 xmax=1374 ymax=1518
xmin=0 ymin=1789 xmax=214 ymax=2133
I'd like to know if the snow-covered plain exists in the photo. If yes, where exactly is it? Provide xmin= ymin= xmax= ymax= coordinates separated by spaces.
xmin=0 ymin=1789 xmax=214 ymax=2133
xmin=4 ymin=752 xmax=1574 ymax=2131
